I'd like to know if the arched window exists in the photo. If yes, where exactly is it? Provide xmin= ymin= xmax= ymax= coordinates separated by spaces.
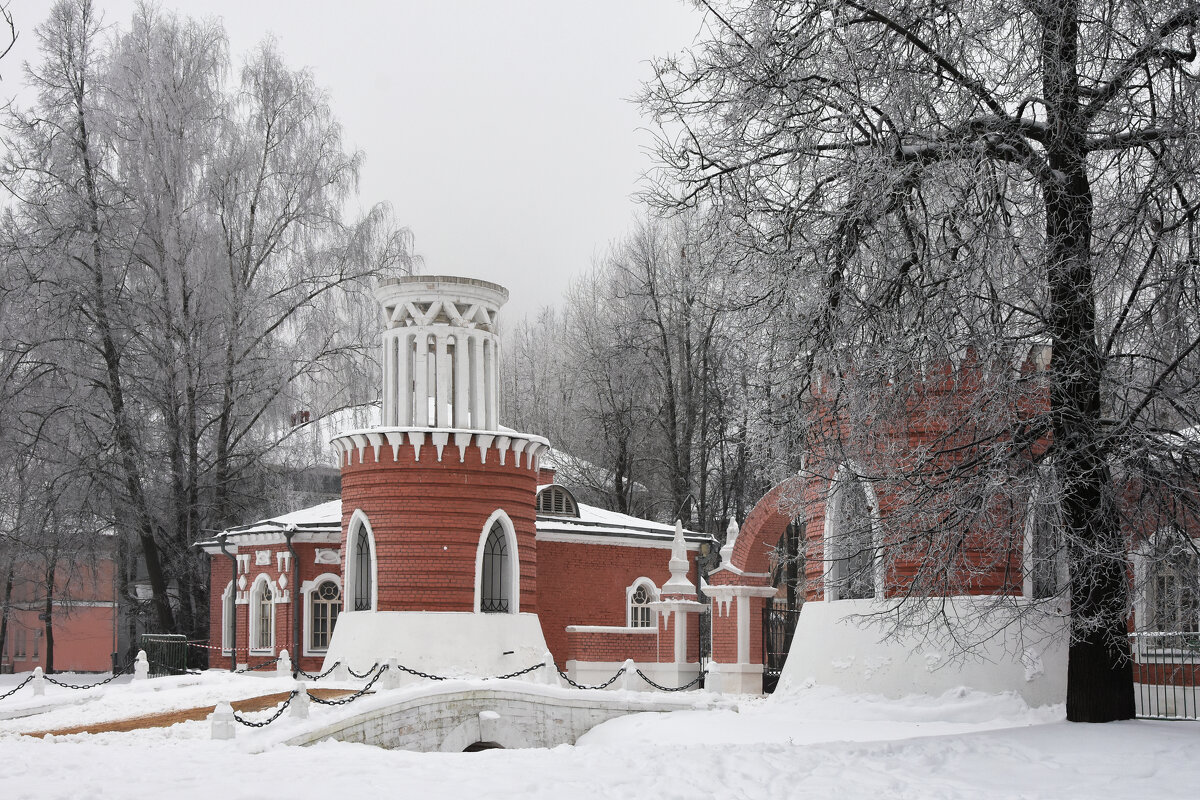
xmin=536 ymin=485 xmax=579 ymax=517
xmin=1024 ymin=466 xmax=1066 ymax=600
xmin=1135 ymin=530 xmax=1200 ymax=633
xmin=627 ymin=579 xmax=657 ymax=627
xmin=353 ymin=527 xmax=372 ymax=611
xmin=249 ymin=578 xmax=275 ymax=653
xmin=824 ymin=467 xmax=879 ymax=601
xmin=309 ymin=580 xmax=341 ymax=651
xmin=345 ymin=510 xmax=376 ymax=612
xmin=481 ymin=522 xmax=511 ymax=613
xmin=221 ymin=582 xmax=235 ymax=655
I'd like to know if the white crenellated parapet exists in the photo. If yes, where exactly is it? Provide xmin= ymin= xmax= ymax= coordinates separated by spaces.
xmin=375 ymin=275 xmax=508 ymax=432
xmin=331 ymin=427 xmax=549 ymax=470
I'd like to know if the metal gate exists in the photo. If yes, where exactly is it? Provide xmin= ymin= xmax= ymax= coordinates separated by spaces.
xmin=140 ymin=634 xmax=189 ymax=677
xmin=762 ymin=606 xmax=801 ymax=694
xmin=1131 ymin=632 xmax=1200 ymax=720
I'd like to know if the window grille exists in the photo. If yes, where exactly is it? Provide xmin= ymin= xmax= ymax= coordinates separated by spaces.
xmin=537 ymin=486 xmax=578 ymax=517
xmin=310 ymin=580 xmax=341 ymax=650
xmin=630 ymin=584 xmax=654 ymax=627
xmin=481 ymin=522 xmax=511 ymax=613
xmin=354 ymin=527 xmax=372 ymax=611
xmin=1150 ymin=554 xmax=1200 ymax=633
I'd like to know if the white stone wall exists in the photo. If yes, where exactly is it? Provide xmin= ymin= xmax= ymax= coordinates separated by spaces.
xmin=776 ymin=598 xmax=1069 ymax=707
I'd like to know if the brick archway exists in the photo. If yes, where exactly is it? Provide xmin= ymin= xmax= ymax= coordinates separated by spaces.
xmin=728 ymin=476 xmax=807 ymax=575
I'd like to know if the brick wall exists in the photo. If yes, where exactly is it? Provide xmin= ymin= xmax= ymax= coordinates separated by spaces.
xmin=340 ymin=439 xmax=539 ymax=613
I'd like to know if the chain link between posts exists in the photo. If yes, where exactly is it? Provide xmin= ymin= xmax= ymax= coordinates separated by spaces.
xmin=297 ymin=661 xmax=342 ymax=681
xmin=40 ymin=658 xmax=138 ymax=690
xmin=0 ymin=674 xmax=34 ymax=700
xmin=634 ymin=668 xmax=704 ymax=692
xmin=307 ymin=664 xmax=389 ymax=706
xmin=346 ymin=663 xmax=379 ymax=679
xmin=556 ymin=666 xmax=627 ymax=690
xmin=232 ymin=691 xmax=298 ymax=727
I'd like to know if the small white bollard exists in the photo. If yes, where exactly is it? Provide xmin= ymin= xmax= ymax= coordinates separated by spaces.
xmin=31 ymin=666 xmax=45 ymax=696
xmin=378 ymin=658 xmax=401 ymax=691
xmin=210 ymin=702 xmax=236 ymax=740
xmin=289 ymin=681 xmax=310 ymax=719
xmin=133 ymin=650 xmax=149 ymax=681
xmin=332 ymin=661 xmax=349 ymax=682
xmin=277 ymin=649 xmax=292 ymax=676
xmin=542 ymin=652 xmax=560 ymax=686
xmin=619 ymin=659 xmax=638 ymax=692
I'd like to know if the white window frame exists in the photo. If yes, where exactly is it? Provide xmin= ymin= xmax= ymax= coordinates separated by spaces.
xmin=626 ymin=577 xmax=659 ymax=628
xmin=822 ymin=463 xmax=884 ymax=602
xmin=1133 ymin=528 xmax=1200 ymax=634
xmin=248 ymin=575 xmax=277 ymax=655
xmin=343 ymin=508 xmax=377 ymax=612
xmin=1022 ymin=464 xmax=1069 ymax=600
xmin=221 ymin=581 xmax=235 ymax=656
xmin=474 ymin=509 xmax=520 ymax=613
xmin=301 ymin=573 xmax=343 ymax=657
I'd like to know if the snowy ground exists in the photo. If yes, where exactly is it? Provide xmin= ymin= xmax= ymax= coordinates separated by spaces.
xmin=0 ymin=671 xmax=1195 ymax=799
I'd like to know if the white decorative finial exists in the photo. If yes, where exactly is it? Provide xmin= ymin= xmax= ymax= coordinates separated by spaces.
xmin=719 ymin=517 xmax=739 ymax=564
xmin=661 ymin=519 xmax=695 ymax=596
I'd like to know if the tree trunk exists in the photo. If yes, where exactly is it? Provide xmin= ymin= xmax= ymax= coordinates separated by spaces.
xmin=43 ymin=555 xmax=56 ymax=674
xmin=1040 ymin=1 xmax=1133 ymax=722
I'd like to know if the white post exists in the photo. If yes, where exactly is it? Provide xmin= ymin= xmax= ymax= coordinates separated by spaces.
xmin=31 ymin=666 xmax=45 ymax=696
xmin=379 ymin=658 xmax=402 ymax=691
xmin=277 ymin=649 xmax=292 ymax=676
xmin=289 ymin=681 xmax=310 ymax=719
xmin=333 ymin=661 xmax=349 ymax=682
xmin=619 ymin=658 xmax=638 ymax=692
xmin=133 ymin=650 xmax=149 ymax=681
xmin=210 ymin=702 xmax=236 ymax=740
xmin=542 ymin=651 xmax=559 ymax=686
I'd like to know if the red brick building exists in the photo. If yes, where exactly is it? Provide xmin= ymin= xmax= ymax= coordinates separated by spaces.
xmin=200 ymin=276 xmax=712 ymax=685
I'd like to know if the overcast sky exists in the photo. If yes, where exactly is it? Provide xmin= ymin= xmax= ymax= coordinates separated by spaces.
xmin=3 ymin=0 xmax=703 ymax=320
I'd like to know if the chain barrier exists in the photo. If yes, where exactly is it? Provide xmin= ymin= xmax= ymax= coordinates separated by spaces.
xmin=232 ymin=691 xmax=298 ymax=728
xmin=391 ymin=662 xmax=448 ymax=681
xmin=346 ymin=663 xmax=380 ymax=679
xmin=634 ymin=668 xmax=704 ymax=692
xmin=235 ymin=657 xmax=282 ymax=674
xmin=308 ymin=665 xmax=390 ymax=706
xmin=556 ymin=666 xmax=626 ymax=690
xmin=40 ymin=659 xmax=138 ymax=691
xmin=297 ymin=661 xmax=342 ymax=681
xmin=0 ymin=674 xmax=34 ymax=701
xmin=489 ymin=662 xmax=546 ymax=680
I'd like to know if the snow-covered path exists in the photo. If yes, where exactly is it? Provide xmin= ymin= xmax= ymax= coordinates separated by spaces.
xmin=0 ymin=675 xmax=1194 ymax=799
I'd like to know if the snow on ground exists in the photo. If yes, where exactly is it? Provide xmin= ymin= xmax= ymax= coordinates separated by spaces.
xmin=0 ymin=671 xmax=1196 ymax=800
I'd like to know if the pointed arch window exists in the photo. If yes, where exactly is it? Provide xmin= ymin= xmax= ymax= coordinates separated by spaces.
xmin=353 ymin=527 xmax=373 ymax=611
xmin=481 ymin=522 xmax=511 ymax=613
xmin=824 ymin=467 xmax=880 ymax=601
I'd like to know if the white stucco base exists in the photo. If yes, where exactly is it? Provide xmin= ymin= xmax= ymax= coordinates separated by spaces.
xmin=567 ymin=660 xmax=702 ymax=691
xmin=775 ymin=598 xmax=1068 ymax=707
xmin=322 ymin=611 xmax=551 ymax=683
xmin=706 ymin=661 xmax=764 ymax=695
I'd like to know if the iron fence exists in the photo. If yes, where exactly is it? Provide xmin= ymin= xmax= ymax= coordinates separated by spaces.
xmin=1130 ymin=631 xmax=1200 ymax=720
xmin=763 ymin=606 xmax=802 ymax=694
xmin=140 ymin=633 xmax=189 ymax=677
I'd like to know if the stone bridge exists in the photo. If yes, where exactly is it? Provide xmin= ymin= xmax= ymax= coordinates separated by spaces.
xmin=282 ymin=682 xmax=717 ymax=752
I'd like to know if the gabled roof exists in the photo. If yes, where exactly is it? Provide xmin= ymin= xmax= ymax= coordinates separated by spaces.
xmin=536 ymin=500 xmax=714 ymax=550
xmin=195 ymin=500 xmax=342 ymax=552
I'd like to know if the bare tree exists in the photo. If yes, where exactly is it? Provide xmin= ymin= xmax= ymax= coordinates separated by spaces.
xmin=642 ymin=0 xmax=1200 ymax=722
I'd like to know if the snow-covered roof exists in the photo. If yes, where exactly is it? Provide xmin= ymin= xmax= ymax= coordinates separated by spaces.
xmin=196 ymin=500 xmax=343 ymax=551
xmin=536 ymin=500 xmax=713 ymax=549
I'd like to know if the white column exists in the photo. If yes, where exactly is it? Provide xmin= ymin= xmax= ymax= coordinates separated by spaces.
xmin=482 ymin=338 xmax=494 ymax=430
xmin=470 ymin=334 xmax=484 ymax=430
xmin=454 ymin=334 xmax=469 ymax=428
xmin=381 ymin=334 xmax=394 ymax=426
xmin=435 ymin=334 xmax=451 ymax=427
xmin=413 ymin=331 xmax=429 ymax=426
xmin=396 ymin=332 xmax=410 ymax=426
xmin=488 ymin=335 xmax=500 ymax=429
